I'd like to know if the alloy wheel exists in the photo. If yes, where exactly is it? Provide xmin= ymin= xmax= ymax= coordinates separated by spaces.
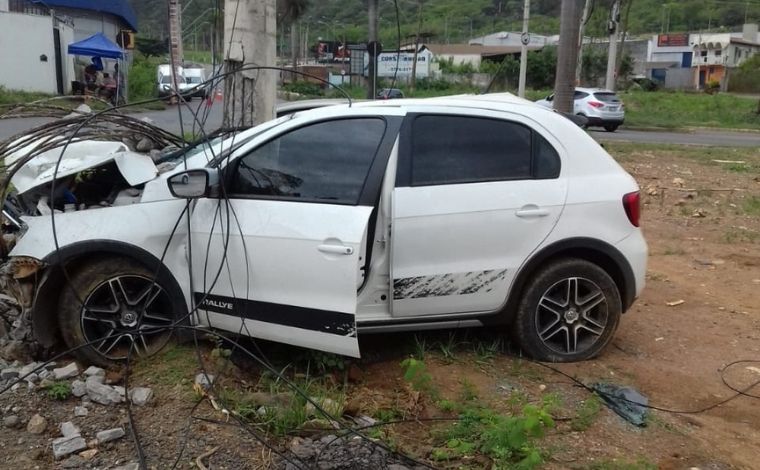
xmin=80 ymin=275 xmax=174 ymax=361
xmin=534 ymin=277 xmax=608 ymax=356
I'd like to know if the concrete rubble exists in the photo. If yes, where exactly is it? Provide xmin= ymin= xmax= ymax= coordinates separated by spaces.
xmin=96 ymin=427 xmax=126 ymax=443
xmin=26 ymin=413 xmax=47 ymax=434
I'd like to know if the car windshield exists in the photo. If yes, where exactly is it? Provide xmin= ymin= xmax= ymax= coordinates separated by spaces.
xmin=594 ymin=92 xmax=621 ymax=103
xmin=161 ymin=76 xmax=185 ymax=84
xmin=186 ymin=76 xmax=203 ymax=84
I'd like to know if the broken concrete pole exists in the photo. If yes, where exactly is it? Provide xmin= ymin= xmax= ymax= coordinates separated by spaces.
xmin=53 ymin=362 xmax=79 ymax=380
xmin=136 ymin=137 xmax=154 ymax=152
xmin=96 ymin=427 xmax=125 ymax=443
xmin=52 ymin=435 xmax=87 ymax=459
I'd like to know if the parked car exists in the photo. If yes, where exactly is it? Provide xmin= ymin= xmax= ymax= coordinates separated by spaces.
xmin=3 ymin=93 xmax=646 ymax=366
xmin=377 ymin=88 xmax=404 ymax=99
xmin=156 ymin=64 xmax=192 ymax=100
xmin=535 ymin=87 xmax=625 ymax=132
xmin=183 ymin=67 xmax=209 ymax=100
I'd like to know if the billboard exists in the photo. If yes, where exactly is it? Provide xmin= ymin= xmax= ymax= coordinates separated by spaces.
xmin=657 ymin=34 xmax=689 ymax=47
xmin=364 ymin=50 xmax=432 ymax=78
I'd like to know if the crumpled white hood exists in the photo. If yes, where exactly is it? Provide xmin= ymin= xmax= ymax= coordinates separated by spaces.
xmin=8 ymin=139 xmax=159 ymax=195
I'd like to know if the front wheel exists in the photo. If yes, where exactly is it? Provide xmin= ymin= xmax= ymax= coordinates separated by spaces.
xmin=58 ymin=258 xmax=180 ymax=366
xmin=512 ymin=258 xmax=621 ymax=362
xmin=604 ymin=124 xmax=619 ymax=132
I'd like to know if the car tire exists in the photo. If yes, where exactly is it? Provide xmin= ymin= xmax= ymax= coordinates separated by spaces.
xmin=604 ymin=124 xmax=619 ymax=132
xmin=576 ymin=113 xmax=589 ymax=129
xmin=512 ymin=258 xmax=621 ymax=362
xmin=58 ymin=257 xmax=180 ymax=366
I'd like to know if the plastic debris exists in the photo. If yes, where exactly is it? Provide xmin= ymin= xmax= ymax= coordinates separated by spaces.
xmin=592 ymin=383 xmax=649 ymax=427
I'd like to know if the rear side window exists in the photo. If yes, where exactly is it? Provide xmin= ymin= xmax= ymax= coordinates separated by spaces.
xmin=408 ymin=115 xmax=560 ymax=186
xmin=594 ymin=92 xmax=620 ymax=103
xmin=574 ymin=91 xmax=589 ymax=99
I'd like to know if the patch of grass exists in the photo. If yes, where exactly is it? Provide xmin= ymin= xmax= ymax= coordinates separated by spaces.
xmin=431 ymin=396 xmax=556 ymax=469
xmin=438 ymin=332 xmax=461 ymax=362
xmin=662 ymin=246 xmax=686 ymax=256
xmin=47 ymin=381 xmax=72 ymax=401
xmin=571 ymin=395 xmax=602 ymax=431
xmin=133 ymin=342 xmax=198 ymax=388
xmin=400 ymin=357 xmax=439 ymax=400
xmin=412 ymin=334 xmax=430 ymax=360
xmin=742 ymin=196 xmax=760 ymax=216
xmin=604 ymin=142 xmax=760 ymax=168
xmin=0 ymin=85 xmax=53 ymax=105
xmin=184 ymin=50 xmax=213 ymax=64
xmin=724 ymin=227 xmax=760 ymax=244
xmin=620 ymin=90 xmax=760 ymax=130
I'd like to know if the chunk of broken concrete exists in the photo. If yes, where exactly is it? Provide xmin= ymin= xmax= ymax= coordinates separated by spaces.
xmin=96 ymin=427 xmax=125 ymax=443
xmin=26 ymin=414 xmax=47 ymax=434
xmin=1 ymin=368 xmax=19 ymax=380
xmin=60 ymin=421 xmax=81 ymax=438
xmin=85 ymin=376 xmax=122 ymax=405
xmin=53 ymin=362 xmax=79 ymax=380
xmin=129 ymin=387 xmax=153 ymax=406
xmin=52 ymin=435 xmax=87 ymax=459
xmin=71 ymin=380 xmax=86 ymax=398
xmin=194 ymin=373 xmax=215 ymax=390
xmin=83 ymin=366 xmax=105 ymax=377
xmin=74 ymin=406 xmax=88 ymax=417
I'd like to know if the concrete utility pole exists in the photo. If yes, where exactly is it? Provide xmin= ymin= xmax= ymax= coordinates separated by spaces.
xmin=554 ymin=0 xmax=583 ymax=113
xmin=575 ymin=0 xmax=592 ymax=85
xmin=367 ymin=0 xmax=378 ymax=99
xmin=517 ymin=0 xmax=530 ymax=97
xmin=605 ymin=0 xmax=621 ymax=90
xmin=168 ymin=0 xmax=184 ymax=95
xmin=223 ymin=0 xmax=276 ymax=128
xmin=410 ymin=0 xmax=424 ymax=92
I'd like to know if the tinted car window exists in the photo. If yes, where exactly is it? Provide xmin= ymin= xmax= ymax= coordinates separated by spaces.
xmin=574 ymin=91 xmax=589 ymax=99
xmin=594 ymin=92 xmax=621 ymax=103
xmin=411 ymin=115 xmax=532 ymax=186
xmin=534 ymin=133 xmax=561 ymax=179
xmin=230 ymin=118 xmax=386 ymax=204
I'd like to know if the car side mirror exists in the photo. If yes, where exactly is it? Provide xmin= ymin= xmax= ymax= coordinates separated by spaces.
xmin=167 ymin=169 xmax=218 ymax=199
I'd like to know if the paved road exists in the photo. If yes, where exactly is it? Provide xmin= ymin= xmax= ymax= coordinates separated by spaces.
xmin=2 ymin=106 xmax=758 ymax=147
xmin=590 ymin=128 xmax=760 ymax=147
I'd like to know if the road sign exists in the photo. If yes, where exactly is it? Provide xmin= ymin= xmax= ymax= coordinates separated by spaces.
xmin=367 ymin=41 xmax=382 ymax=58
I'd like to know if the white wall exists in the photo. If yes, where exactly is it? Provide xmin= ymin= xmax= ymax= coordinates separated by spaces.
xmin=0 ymin=12 xmax=58 ymax=93
xmin=58 ymin=22 xmax=76 ymax=94
xmin=0 ymin=0 xmax=8 ymax=12
xmin=53 ymin=8 xmax=122 ymax=42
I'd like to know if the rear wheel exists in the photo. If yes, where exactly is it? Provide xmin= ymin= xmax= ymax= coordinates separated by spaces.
xmin=58 ymin=258 xmax=179 ymax=366
xmin=513 ymin=258 xmax=621 ymax=362
xmin=576 ymin=113 xmax=589 ymax=129
xmin=604 ymin=124 xmax=619 ymax=132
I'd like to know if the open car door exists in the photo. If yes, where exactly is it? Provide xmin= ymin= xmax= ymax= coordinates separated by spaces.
xmin=188 ymin=111 xmax=403 ymax=357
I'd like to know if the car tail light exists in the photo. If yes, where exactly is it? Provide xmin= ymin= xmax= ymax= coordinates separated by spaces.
xmin=623 ymin=191 xmax=641 ymax=227
xmin=588 ymin=101 xmax=604 ymax=108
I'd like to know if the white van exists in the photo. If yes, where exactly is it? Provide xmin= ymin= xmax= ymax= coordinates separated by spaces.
xmin=156 ymin=64 xmax=192 ymax=99
xmin=183 ymin=67 xmax=209 ymax=99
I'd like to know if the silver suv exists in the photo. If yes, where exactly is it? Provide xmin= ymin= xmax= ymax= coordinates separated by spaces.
xmin=536 ymin=87 xmax=625 ymax=132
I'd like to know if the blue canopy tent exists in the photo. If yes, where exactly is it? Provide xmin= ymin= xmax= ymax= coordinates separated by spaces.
xmin=67 ymin=33 xmax=125 ymax=103
xmin=67 ymin=32 xmax=124 ymax=59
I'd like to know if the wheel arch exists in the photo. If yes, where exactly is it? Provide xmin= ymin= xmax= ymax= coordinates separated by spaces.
xmin=31 ymin=240 xmax=187 ymax=348
xmin=486 ymin=237 xmax=636 ymax=326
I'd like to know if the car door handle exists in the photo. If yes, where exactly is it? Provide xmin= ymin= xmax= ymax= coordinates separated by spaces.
xmin=516 ymin=207 xmax=550 ymax=218
xmin=318 ymin=244 xmax=354 ymax=255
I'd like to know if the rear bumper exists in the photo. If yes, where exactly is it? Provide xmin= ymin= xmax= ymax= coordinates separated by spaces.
xmin=615 ymin=230 xmax=648 ymax=305
xmin=586 ymin=116 xmax=625 ymax=126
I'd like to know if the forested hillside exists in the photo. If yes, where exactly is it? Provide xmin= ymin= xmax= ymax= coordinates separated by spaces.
xmin=129 ymin=0 xmax=760 ymax=45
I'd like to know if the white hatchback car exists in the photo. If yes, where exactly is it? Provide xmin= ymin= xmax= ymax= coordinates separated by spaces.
xmin=4 ymin=93 xmax=646 ymax=365
xmin=536 ymin=87 xmax=625 ymax=132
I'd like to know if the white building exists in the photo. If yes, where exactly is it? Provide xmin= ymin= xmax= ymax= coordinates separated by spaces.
xmin=0 ymin=0 xmax=136 ymax=94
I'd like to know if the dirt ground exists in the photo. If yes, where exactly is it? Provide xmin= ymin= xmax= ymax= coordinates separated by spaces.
xmin=0 ymin=142 xmax=758 ymax=470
